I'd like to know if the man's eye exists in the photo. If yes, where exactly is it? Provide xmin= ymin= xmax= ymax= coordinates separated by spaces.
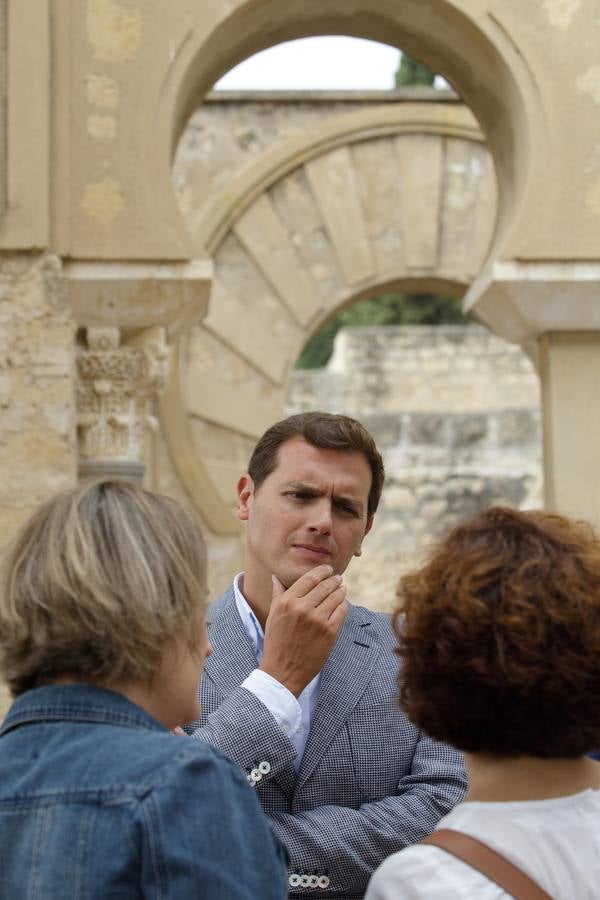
xmin=337 ymin=503 xmax=358 ymax=517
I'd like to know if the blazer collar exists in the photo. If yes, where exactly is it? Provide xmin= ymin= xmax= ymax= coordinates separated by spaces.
xmin=203 ymin=587 xmax=259 ymax=696
xmin=204 ymin=588 xmax=297 ymax=797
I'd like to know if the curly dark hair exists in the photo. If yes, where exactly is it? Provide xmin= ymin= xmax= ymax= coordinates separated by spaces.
xmin=394 ymin=506 xmax=600 ymax=758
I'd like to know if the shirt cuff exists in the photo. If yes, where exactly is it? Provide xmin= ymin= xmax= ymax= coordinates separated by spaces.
xmin=242 ymin=669 xmax=302 ymax=737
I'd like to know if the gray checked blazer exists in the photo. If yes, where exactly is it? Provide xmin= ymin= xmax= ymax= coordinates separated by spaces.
xmin=187 ymin=587 xmax=466 ymax=899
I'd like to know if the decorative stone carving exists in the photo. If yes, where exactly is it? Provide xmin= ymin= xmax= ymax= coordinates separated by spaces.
xmin=76 ymin=326 xmax=169 ymax=483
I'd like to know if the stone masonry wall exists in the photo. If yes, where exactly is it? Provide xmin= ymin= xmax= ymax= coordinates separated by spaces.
xmin=0 ymin=252 xmax=77 ymax=716
xmin=287 ymin=325 xmax=542 ymax=611
xmin=173 ymin=89 xmax=461 ymax=215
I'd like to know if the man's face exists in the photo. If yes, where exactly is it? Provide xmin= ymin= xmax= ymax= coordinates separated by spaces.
xmin=237 ymin=436 xmax=373 ymax=589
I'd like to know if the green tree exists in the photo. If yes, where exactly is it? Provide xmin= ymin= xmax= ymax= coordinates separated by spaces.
xmin=295 ymin=293 xmax=465 ymax=369
xmin=395 ymin=53 xmax=436 ymax=88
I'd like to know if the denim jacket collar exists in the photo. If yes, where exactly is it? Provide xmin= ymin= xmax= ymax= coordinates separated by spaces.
xmin=0 ymin=684 xmax=166 ymax=737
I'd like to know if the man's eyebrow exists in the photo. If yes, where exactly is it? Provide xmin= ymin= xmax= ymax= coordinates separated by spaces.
xmin=284 ymin=481 xmax=364 ymax=511
xmin=334 ymin=495 xmax=363 ymax=512
xmin=284 ymin=481 xmax=321 ymax=493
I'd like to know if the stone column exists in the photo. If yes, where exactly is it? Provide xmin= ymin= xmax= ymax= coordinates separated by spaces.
xmin=76 ymin=326 xmax=168 ymax=483
xmin=466 ymin=261 xmax=600 ymax=526
xmin=65 ymin=259 xmax=213 ymax=485
xmin=539 ymin=332 xmax=600 ymax=525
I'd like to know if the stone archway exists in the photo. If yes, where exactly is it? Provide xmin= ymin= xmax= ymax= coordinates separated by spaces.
xmin=7 ymin=1 xmax=599 ymax=557
xmin=160 ymin=102 xmax=497 ymax=531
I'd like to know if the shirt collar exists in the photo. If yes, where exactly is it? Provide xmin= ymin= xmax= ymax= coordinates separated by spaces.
xmin=233 ymin=572 xmax=265 ymax=661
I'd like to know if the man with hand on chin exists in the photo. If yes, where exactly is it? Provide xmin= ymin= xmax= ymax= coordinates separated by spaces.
xmin=186 ymin=412 xmax=465 ymax=899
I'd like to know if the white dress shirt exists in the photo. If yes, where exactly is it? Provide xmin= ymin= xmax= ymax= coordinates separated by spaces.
xmin=233 ymin=572 xmax=321 ymax=772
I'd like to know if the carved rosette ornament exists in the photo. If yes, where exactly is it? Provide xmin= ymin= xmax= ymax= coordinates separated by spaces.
xmin=76 ymin=326 xmax=169 ymax=483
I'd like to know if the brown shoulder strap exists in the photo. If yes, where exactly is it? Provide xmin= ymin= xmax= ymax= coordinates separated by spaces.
xmin=421 ymin=829 xmax=554 ymax=900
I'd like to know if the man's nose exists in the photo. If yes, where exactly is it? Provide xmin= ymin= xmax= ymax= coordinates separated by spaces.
xmin=308 ymin=499 xmax=333 ymax=534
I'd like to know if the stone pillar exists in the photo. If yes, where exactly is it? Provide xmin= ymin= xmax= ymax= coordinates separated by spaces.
xmin=65 ymin=258 xmax=213 ymax=485
xmin=76 ymin=326 xmax=168 ymax=483
xmin=539 ymin=333 xmax=600 ymax=526
xmin=465 ymin=261 xmax=600 ymax=525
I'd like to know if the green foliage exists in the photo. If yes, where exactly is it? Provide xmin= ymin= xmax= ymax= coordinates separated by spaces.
xmin=394 ymin=54 xmax=436 ymax=88
xmin=295 ymin=293 xmax=465 ymax=369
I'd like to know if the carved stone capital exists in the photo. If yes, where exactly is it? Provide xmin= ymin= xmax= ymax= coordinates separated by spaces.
xmin=76 ymin=326 xmax=169 ymax=482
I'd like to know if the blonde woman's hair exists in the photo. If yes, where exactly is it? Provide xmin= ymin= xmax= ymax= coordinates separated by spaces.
xmin=0 ymin=480 xmax=207 ymax=696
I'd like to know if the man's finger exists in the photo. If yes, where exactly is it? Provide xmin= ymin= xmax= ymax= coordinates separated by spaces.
xmin=317 ymin=584 xmax=347 ymax=619
xmin=306 ymin=574 xmax=344 ymax=608
xmin=284 ymin=564 xmax=334 ymax=599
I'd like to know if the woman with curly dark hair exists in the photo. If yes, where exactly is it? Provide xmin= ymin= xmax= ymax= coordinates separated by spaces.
xmin=366 ymin=506 xmax=600 ymax=899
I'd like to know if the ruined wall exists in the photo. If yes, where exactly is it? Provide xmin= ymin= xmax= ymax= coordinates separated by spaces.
xmin=287 ymin=325 xmax=542 ymax=610
xmin=0 ymin=252 xmax=77 ymax=716
xmin=173 ymin=88 xmax=461 ymax=214
xmin=0 ymin=254 xmax=77 ymax=540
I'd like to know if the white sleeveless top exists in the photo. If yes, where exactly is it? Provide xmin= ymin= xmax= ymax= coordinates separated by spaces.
xmin=366 ymin=789 xmax=600 ymax=899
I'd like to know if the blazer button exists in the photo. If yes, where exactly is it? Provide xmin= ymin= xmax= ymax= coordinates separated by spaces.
xmin=250 ymin=768 xmax=262 ymax=783
xmin=317 ymin=875 xmax=330 ymax=888
xmin=258 ymin=760 xmax=271 ymax=775
xmin=300 ymin=875 xmax=311 ymax=887
xmin=288 ymin=873 xmax=301 ymax=887
xmin=307 ymin=875 xmax=318 ymax=887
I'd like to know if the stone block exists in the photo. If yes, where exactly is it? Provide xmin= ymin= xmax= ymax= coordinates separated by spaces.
xmin=407 ymin=413 xmax=446 ymax=446
xmin=496 ymin=410 xmax=539 ymax=445
xmin=360 ymin=413 xmax=401 ymax=447
xmin=450 ymin=414 xmax=488 ymax=447
xmin=383 ymin=484 xmax=417 ymax=512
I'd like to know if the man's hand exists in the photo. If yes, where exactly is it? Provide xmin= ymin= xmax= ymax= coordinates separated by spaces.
xmin=259 ymin=565 xmax=348 ymax=697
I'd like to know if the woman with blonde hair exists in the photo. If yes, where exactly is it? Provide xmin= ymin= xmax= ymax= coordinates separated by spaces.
xmin=0 ymin=479 xmax=286 ymax=898
xmin=367 ymin=506 xmax=600 ymax=899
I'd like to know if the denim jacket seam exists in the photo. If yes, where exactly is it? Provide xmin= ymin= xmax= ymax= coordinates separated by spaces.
xmin=0 ymin=710 xmax=161 ymax=738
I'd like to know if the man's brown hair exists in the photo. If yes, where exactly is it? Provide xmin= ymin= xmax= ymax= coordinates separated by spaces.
xmin=247 ymin=411 xmax=384 ymax=520
xmin=394 ymin=506 xmax=600 ymax=758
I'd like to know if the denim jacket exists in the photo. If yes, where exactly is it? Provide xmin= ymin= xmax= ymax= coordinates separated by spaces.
xmin=0 ymin=684 xmax=287 ymax=899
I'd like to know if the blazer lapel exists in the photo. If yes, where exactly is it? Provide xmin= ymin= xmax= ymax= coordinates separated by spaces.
xmin=295 ymin=605 xmax=380 ymax=793
xmin=203 ymin=587 xmax=297 ymax=798
xmin=203 ymin=588 xmax=259 ymax=697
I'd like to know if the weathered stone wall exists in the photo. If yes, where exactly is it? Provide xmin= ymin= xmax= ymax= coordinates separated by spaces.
xmin=0 ymin=252 xmax=77 ymax=716
xmin=0 ymin=253 xmax=77 ymax=540
xmin=287 ymin=325 xmax=541 ymax=610
xmin=173 ymin=89 xmax=461 ymax=215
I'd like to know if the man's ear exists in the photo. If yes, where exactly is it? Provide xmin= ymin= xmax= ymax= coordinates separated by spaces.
xmin=236 ymin=474 xmax=254 ymax=521
xmin=353 ymin=516 xmax=374 ymax=558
